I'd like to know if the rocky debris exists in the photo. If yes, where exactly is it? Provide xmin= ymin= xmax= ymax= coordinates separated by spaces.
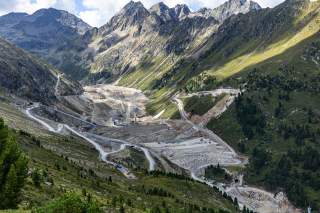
xmin=83 ymin=84 xmax=148 ymax=125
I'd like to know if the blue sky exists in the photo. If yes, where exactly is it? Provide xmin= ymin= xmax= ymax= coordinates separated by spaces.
xmin=0 ymin=0 xmax=285 ymax=27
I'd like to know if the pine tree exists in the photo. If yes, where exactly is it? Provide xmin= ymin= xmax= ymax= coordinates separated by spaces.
xmin=233 ymin=197 xmax=238 ymax=207
xmin=3 ymin=165 xmax=18 ymax=207
xmin=119 ymin=205 xmax=125 ymax=213
xmin=0 ymin=118 xmax=28 ymax=209
xmin=32 ymin=169 xmax=42 ymax=188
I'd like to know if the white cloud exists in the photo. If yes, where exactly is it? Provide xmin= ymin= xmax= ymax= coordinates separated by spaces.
xmin=0 ymin=0 xmax=77 ymax=16
xmin=79 ymin=0 xmax=128 ymax=27
xmin=254 ymin=0 xmax=285 ymax=7
xmin=79 ymin=10 xmax=107 ymax=27
xmin=55 ymin=0 xmax=77 ymax=14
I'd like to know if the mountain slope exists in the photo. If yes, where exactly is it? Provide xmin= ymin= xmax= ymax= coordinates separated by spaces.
xmin=0 ymin=8 xmax=92 ymax=80
xmin=138 ymin=0 xmax=319 ymax=115
xmin=210 ymin=0 xmax=261 ymax=22
xmin=196 ymin=0 xmax=320 ymax=79
xmin=171 ymin=0 xmax=320 ymax=209
xmin=81 ymin=0 xmax=260 ymax=87
xmin=0 ymin=101 xmax=239 ymax=212
xmin=0 ymin=38 xmax=82 ymax=103
xmin=0 ymin=0 xmax=260 ymax=84
xmin=207 ymin=31 xmax=320 ymax=210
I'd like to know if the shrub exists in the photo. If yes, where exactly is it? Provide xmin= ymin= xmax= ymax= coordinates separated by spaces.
xmin=33 ymin=193 xmax=102 ymax=213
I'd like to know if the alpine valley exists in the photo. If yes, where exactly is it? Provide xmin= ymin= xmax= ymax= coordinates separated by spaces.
xmin=0 ymin=0 xmax=319 ymax=212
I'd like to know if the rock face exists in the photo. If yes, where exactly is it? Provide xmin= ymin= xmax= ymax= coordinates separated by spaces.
xmin=0 ymin=8 xmax=92 ymax=80
xmin=210 ymin=0 xmax=261 ymax=22
xmin=0 ymin=38 xmax=82 ymax=103
xmin=0 ymin=0 xmax=261 ymax=84
xmin=207 ymin=0 xmax=311 ymax=53
xmin=79 ymin=0 xmax=260 ymax=83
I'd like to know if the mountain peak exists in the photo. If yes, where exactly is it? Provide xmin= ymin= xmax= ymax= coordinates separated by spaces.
xmin=174 ymin=4 xmax=191 ymax=18
xmin=1 ymin=12 xmax=28 ymax=17
xmin=0 ymin=12 xmax=28 ymax=26
xmin=210 ymin=0 xmax=261 ymax=22
xmin=149 ymin=2 xmax=170 ymax=14
xmin=149 ymin=2 xmax=175 ymax=18
xmin=149 ymin=2 xmax=176 ymax=21
xmin=149 ymin=2 xmax=190 ymax=21
xmin=226 ymin=0 xmax=261 ymax=8
xmin=30 ymin=8 xmax=91 ymax=34
xmin=106 ymin=1 xmax=149 ymax=30
xmin=31 ymin=7 xmax=68 ymax=19
xmin=122 ymin=1 xmax=146 ymax=12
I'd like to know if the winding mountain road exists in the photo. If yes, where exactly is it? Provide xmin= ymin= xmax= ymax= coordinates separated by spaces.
xmin=25 ymin=103 xmax=156 ymax=177
xmin=172 ymin=89 xmax=299 ymax=213
xmin=54 ymin=74 xmax=62 ymax=97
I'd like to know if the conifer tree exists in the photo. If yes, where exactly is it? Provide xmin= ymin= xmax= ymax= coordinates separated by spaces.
xmin=0 ymin=118 xmax=28 ymax=209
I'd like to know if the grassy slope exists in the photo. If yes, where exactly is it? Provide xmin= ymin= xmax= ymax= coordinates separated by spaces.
xmin=117 ymin=1 xmax=320 ymax=120
xmin=207 ymin=2 xmax=320 ymax=79
xmin=0 ymin=98 xmax=237 ymax=212
xmin=118 ymin=54 xmax=185 ymax=119
xmin=183 ymin=1 xmax=320 ymax=209
xmin=207 ymin=25 xmax=320 ymax=209
xmin=183 ymin=95 xmax=224 ymax=116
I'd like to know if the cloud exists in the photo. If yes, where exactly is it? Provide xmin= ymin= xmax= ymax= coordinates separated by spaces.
xmin=79 ymin=0 xmax=128 ymax=27
xmin=0 ymin=0 xmax=77 ymax=16
xmin=54 ymin=0 xmax=78 ymax=14
xmin=254 ymin=0 xmax=285 ymax=7
xmin=79 ymin=10 xmax=107 ymax=28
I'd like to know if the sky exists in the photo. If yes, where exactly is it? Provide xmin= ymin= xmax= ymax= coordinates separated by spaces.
xmin=0 ymin=0 xmax=285 ymax=27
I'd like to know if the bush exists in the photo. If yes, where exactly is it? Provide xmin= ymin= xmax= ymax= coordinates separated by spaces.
xmin=33 ymin=193 xmax=102 ymax=213
xmin=184 ymin=95 xmax=215 ymax=116
xmin=32 ymin=169 xmax=42 ymax=188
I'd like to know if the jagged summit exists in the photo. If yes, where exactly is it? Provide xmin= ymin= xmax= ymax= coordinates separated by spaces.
xmin=149 ymin=2 xmax=191 ymax=21
xmin=105 ymin=0 xmax=150 ymax=30
xmin=210 ymin=0 xmax=261 ymax=22
xmin=174 ymin=4 xmax=191 ymax=18
xmin=149 ymin=2 xmax=170 ymax=12
xmin=149 ymin=2 xmax=177 ymax=21
xmin=104 ymin=0 xmax=261 ymax=30
xmin=76 ymin=0 xmax=262 ymax=82
xmin=122 ymin=1 xmax=146 ymax=12
xmin=149 ymin=2 xmax=170 ymax=14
